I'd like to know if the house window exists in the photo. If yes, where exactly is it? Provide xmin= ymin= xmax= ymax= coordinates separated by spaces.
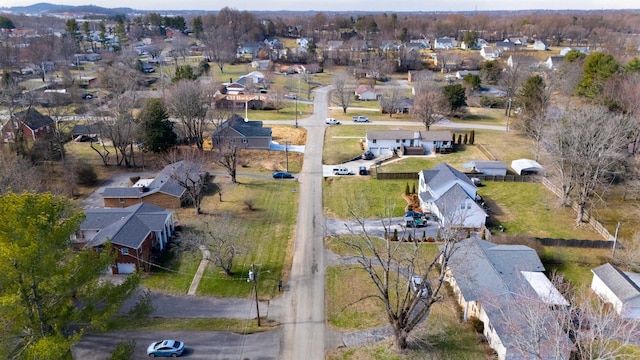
xmin=13 ymin=121 xmax=18 ymax=128
xmin=242 ymin=139 xmax=248 ymax=143
xmin=396 ymin=139 xmax=400 ymax=143
xmin=119 ymin=198 xmax=125 ymax=204
xmin=372 ymin=139 xmax=377 ymax=143
xmin=461 ymin=202 xmax=466 ymax=209
xmin=121 ymin=248 xmax=128 ymax=255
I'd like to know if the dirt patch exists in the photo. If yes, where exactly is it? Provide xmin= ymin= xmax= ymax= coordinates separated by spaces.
xmin=402 ymin=193 xmax=423 ymax=213
xmin=271 ymin=125 xmax=307 ymax=145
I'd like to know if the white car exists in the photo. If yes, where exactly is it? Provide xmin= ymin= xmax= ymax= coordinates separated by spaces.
xmin=352 ymin=116 xmax=370 ymax=122
xmin=326 ymin=118 xmax=341 ymax=125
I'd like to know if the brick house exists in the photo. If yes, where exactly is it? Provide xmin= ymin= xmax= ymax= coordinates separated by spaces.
xmin=102 ymin=161 xmax=207 ymax=209
xmin=74 ymin=203 xmax=175 ymax=274
xmin=1 ymin=108 xmax=54 ymax=143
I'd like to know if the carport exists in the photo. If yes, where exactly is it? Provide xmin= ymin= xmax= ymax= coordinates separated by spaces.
xmin=510 ymin=158 xmax=543 ymax=175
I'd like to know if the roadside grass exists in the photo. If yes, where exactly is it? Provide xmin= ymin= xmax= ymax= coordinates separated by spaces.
xmin=323 ymin=177 xmax=408 ymax=219
xmin=105 ymin=317 xmax=274 ymax=333
xmin=246 ymin=102 xmax=313 ymax=121
xmin=478 ymin=182 xmax=603 ymax=240
xmin=459 ymin=107 xmax=508 ymax=127
xmin=271 ymin=124 xmax=307 ymax=146
xmin=327 ymin=108 xmax=416 ymax=123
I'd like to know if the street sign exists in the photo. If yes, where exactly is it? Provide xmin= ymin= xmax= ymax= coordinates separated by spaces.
xmin=224 ymin=94 xmax=267 ymax=102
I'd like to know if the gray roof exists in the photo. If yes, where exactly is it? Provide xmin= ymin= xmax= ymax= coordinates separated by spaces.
xmin=592 ymin=263 xmax=640 ymax=302
xmin=81 ymin=202 xmax=172 ymax=249
xmin=420 ymin=163 xmax=475 ymax=191
xmin=367 ymin=130 xmax=451 ymax=141
xmin=463 ymin=160 xmax=507 ymax=170
xmin=103 ymin=160 xmax=202 ymax=200
xmin=13 ymin=109 xmax=54 ymax=130
xmin=212 ymin=114 xmax=272 ymax=138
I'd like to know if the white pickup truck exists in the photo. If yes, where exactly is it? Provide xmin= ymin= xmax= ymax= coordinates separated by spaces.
xmin=333 ymin=166 xmax=354 ymax=175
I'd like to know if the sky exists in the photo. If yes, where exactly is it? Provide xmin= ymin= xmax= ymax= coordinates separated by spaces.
xmin=2 ymin=0 xmax=638 ymax=12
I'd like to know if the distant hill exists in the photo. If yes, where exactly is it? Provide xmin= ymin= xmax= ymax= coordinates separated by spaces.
xmin=4 ymin=2 xmax=136 ymax=16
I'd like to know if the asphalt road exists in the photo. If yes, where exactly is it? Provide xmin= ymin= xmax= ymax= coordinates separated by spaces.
xmin=72 ymin=329 xmax=281 ymax=359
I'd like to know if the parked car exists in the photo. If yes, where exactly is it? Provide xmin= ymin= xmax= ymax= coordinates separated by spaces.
xmin=284 ymin=94 xmax=297 ymax=99
xmin=359 ymin=166 xmax=368 ymax=175
xmin=362 ymin=150 xmax=375 ymax=160
xmin=411 ymin=276 xmax=428 ymax=298
xmin=332 ymin=166 xmax=354 ymax=175
xmin=405 ymin=211 xmax=426 ymax=227
xmin=352 ymin=116 xmax=370 ymax=122
xmin=147 ymin=340 xmax=184 ymax=357
xmin=326 ymin=118 xmax=341 ymax=125
xmin=273 ymin=171 xmax=294 ymax=179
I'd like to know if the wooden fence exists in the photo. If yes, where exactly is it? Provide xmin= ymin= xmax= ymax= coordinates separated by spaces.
xmin=482 ymin=226 xmax=616 ymax=249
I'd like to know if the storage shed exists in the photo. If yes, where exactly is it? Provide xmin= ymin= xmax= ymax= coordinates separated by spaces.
xmin=462 ymin=160 xmax=508 ymax=176
xmin=510 ymin=159 xmax=543 ymax=175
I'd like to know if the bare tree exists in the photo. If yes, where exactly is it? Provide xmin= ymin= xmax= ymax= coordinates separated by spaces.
xmin=165 ymin=80 xmax=210 ymax=150
xmin=331 ymin=70 xmax=357 ymax=113
xmin=411 ymin=88 xmax=446 ymax=131
xmin=267 ymin=84 xmax=287 ymax=112
xmin=201 ymin=27 xmax=236 ymax=74
xmin=215 ymin=143 xmax=239 ymax=184
xmin=176 ymin=213 xmax=242 ymax=276
xmin=165 ymin=149 xmax=210 ymax=215
xmin=337 ymin=200 xmax=459 ymax=350
xmin=378 ymin=84 xmax=403 ymax=118
xmin=543 ymin=105 xmax=634 ymax=225
xmin=500 ymin=55 xmax=529 ymax=118
xmin=0 ymin=150 xmax=44 ymax=194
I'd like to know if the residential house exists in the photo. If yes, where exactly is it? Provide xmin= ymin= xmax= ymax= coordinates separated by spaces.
xmin=250 ymin=59 xmax=272 ymax=70
xmin=462 ymin=160 xmax=508 ymax=176
xmin=507 ymin=55 xmax=539 ymax=69
xmin=210 ymin=114 xmax=272 ymax=150
xmin=461 ymin=38 xmax=488 ymax=50
xmin=366 ymin=130 xmax=452 ymax=156
xmin=1 ymin=108 xmax=54 ymax=143
xmin=417 ymin=163 xmax=487 ymax=228
xmin=264 ymin=38 xmax=283 ymax=50
xmin=102 ymin=161 xmax=207 ymax=209
xmin=75 ymin=203 xmax=175 ymax=274
xmin=70 ymin=123 xmax=101 ymax=140
xmin=434 ymin=37 xmax=457 ymax=49
xmin=237 ymin=41 xmax=263 ymax=59
xmin=380 ymin=40 xmax=402 ymax=51
xmin=355 ymin=85 xmax=381 ymax=101
xmin=326 ymin=40 xmax=344 ymax=51
xmin=236 ymin=71 xmax=265 ymax=87
xmin=443 ymin=236 xmax=571 ymax=360
xmin=544 ymin=56 xmax=564 ymax=70
xmin=591 ymin=263 xmax=640 ymax=319
xmin=532 ymin=40 xmax=548 ymax=51
xmin=559 ymin=46 xmax=590 ymax=56
xmin=494 ymin=41 xmax=517 ymax=52
xmin=505 ymin=36 xmax=528 ymax=46
xmin=407 ymin=70 xmax=433 ymax=83
xmin=480 ymin=46 xmax=500 ymax=60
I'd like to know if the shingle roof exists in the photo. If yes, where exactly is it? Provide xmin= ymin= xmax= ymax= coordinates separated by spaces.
xmin=14 ymin=109 xmax=54 ymax=130
xmin=81 ymin=203 xmax=172 ymax=249
xmin=420 ymin=163 xmax=475 ymax=191
xmin=592 ymin=263 xmax=640 ymax=302
xmin=213 ymin=114 xmax=272 ymax=138
xmin=463 ymin=160 xmax=507 ymax=170
xmin=367 ymin=130 xmax=451 ymax=141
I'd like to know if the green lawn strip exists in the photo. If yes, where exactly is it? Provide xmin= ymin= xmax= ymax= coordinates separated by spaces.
xmin=462 ymin=107 xmax=509 ymax=126
xmin=141 ymin=252 xmax=199 ymax=294
xmin=323 ymin=177 xmax=408 ymax=219
xmin=380 ymin=145 xmax=486 ymax=173
xmin=462 ymin=128 xmax=535 ymax=163
xmin=541 ymin=246 xmax=611 ymax=287
xmin=246 ymin=102 xmax=313 ymax=121
xmin=478 ymin=182 xmax=603 ymax=240
xmin=195 ymin=178 xmax=298 ymax=298
xmin=327 ymin=108 xmax=416 ymax=123
xmin=106 ymin=317 xmax=273 ymax=333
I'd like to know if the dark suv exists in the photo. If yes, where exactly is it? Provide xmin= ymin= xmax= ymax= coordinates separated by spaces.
xmin=359 ymin=166 xmax=368 ymax=175
xmin=362 ymin=151 xmax=375 ymax=160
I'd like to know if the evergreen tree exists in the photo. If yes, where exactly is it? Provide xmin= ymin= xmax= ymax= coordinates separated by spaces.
xmin=173 ymin=65 xmax=197 ymax=82
xmin=470 ymin=129 xmax=475 ymax=144
xmin=137 ymin=98 xmax=177 ymax=153
xmin=442 ymin=84 xmax=467 ymax=114
xmin=577 ymin=52 xmax=620 ymax=98
xmin=192 ymin=16 xmax=203 ymax=39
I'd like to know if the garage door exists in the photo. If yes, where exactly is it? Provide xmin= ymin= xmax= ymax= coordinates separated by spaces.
xmin=116 ymin=263 xmax=136 ymax=274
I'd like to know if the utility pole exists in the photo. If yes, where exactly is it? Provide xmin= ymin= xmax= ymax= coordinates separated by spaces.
xmin=612 ymin=222 xmax=621 ymax=258
xmin=248 ymin=264 xmax=269 ymax=326
xmin=284 ymin=141 xmax=290 ymax=172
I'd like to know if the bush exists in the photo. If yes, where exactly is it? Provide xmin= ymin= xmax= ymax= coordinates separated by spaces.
xmin=75 ymin=162 xmax=98 ymax=186
xmin=469 ymin=316 xmax=484 ymax=333
xmin=480 ymin=95 xmax=506 ymax=108
xmin=110 ymin=340 xmax=136 ymax=360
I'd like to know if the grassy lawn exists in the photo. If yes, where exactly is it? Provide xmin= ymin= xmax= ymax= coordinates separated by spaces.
xmin=106 ymin=316 xmax=274 ymax=333
xmin=459 ymin=107 xmax=509 ymax=127
xmin=142 ymin=176 xmax=298 ymax=298
xmin=479 ymin=182 xmax=603 ymax=240
xmin=381 ymin=145 xmax=486 ymax=173
xmin=466 ymin=128 xmax=535 ymax=164
xmin=323 ymin=177 xmax=409 ymax=219
xmin=246 ymin=102 xmax=314 ymax=121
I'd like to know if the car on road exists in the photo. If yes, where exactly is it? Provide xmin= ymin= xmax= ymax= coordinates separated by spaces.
xmin=333 ymin=166 xmax=354 ymax=175
xmin=326 ymin=118 xmax=341 ymax=125
xmin=147 ymin=339 xmax=184 ymax=357
xmin=352 ymin=116 xmax=370 ymax=122
xmin=273 ymin=171 xmax=294 ymax=179
xmin=359 ymin=166 xmax=368 ymax=175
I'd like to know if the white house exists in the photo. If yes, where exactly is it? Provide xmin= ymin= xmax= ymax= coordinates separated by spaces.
xmin=366 ymin=130 xmax=452 ymax=156
xmin=455 ymin=70 xmax=479 ymax=80
xmin=434 ymin=37 xmax=457 ymax=49
xmin=591 ymin=263 xmax=640 ymax=319
xmin=480 ymin=46 xmax=500 ymax=60
xmin=461 ymin=38 xmax=488 ymax=50
xmin=443 ymin=236 xmax=571 ymax=360
xmin=544 ymin=56 xmax=564 ymax=70
xmin=507 ymin=55 xmax=539 ymax=69
xmin=354 ymin=85 xmax=380 ymax=101
xmin=560 ymin=46 xmax=590 ymax=56
xmin=532 ymin=40 xmax=548 ymax=51
xmin=417 ymin=163 xmax=487 ymax=228
xmin=462 ymin=160 xmax=508 ymax=176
